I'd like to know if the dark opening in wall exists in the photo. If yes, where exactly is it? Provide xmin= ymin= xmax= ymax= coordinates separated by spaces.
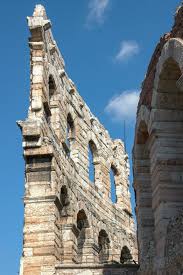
xmin=44 ymin=75 xmax=57 ymax=124
xmin=66 ymin=113 xmax=75 ymax=155
xmin=120 ymin=246 xmax=133 ymax=264
xmin=49 ymin=75 xmax=56 ymax=98
xmin=77 ymin=210 xmax=89 ymax=263
xmin=98 ymin=229 xmax=110 ymax=263
xmin=60 ymin=185 xmax=69 ymax=216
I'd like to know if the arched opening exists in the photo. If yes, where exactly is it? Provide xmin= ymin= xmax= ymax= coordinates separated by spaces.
xmin=43 ymin=75 xmax=56 ymax=124
xmin=88 ymin=140 xmax=98 ymax=183
xmin=49 ymin=75 xmax=56 ymax=99
xmin=110 ymin=166 xmax=117 ymax=203
xmin=60 ymin=185 xmax=69 ymax=216
xmin=134 ymin=120 xmax=155 ymax=268
xmin=120 ymin=246 xmax=133 ymax=264
xmin=151 ymin=58 xmax=183 ymax=268
xmin=156 ymin=58 xmax=182 ymax=110
xmin=66 ymin=113 xmax=75 ymax=155
xmin=77 ymin=210 xmax=89 ymax=263
xmin=98 ymin=229 xmax=110 ymax=263
xmin=136 ymin=121 xmax=149 ymax=145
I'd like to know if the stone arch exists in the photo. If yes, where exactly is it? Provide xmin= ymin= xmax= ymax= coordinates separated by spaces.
xmin=98 ymin=229 xmax=110 ymax=263
xmin=134 ymin=38 xmax=183 ymax=273
xmin=152 ymin=38 xmax=183 ymax=108
xmin=120 ymin=245 xmax=133 ymax=264
xmin=96 ymin=221 xmax=108 ymax=234
xmin=135 ymin=105 xmax=150 ymax=134
xmin=48 ymin=63 xmax=60 ymax=92
xmin=107 ymin=140 xmax=131 ymax=207
xmin=109 ymin=164 xmax=117 ymax=203
xmin=43 ymin=73 xmax=57 ymax=125
xmin=152 ymin=57 xmax=182 ymax=111
xmin=65 ymin=106 xmax=79 ymax=160
xmin=96 ymin=221 xmax=113 ymax=258
xmin=60 ymin=185 xmax=70 ymax=216
xmin=87 ymin=132 xmax=101 ymax=186
xmin=105 ymin=156 xmax=119 ymax=203
xmin=66 ymin=112 xmax=75 ymax=155
xmin=76 ymin=209 xmax=90 ymax=263
xmin=146 ymin=39 xmax=183 ymax=271
xmin=48 ymin=75 xmax=57 ymax=99
xmin=110 ymin=159 xmax=120 ymax=175
xmin=74 ymin=201 xmax=92 ymax=229
xmin=89 ymin=139 xmax=98 ymax=159
xmin=88 ymin=139 xmax=99 ymax=184
xmin=77 ymin=209 xmax=89 ymax=230
xmin=67 ymin=113 xmax=75 ymax=136
xmin=136 ymin=121 xmax=149 ymax=145
xmin=67 ymin=104 xmax=77 ymax=122
xmin=87 ymin=131 xmax=100 ymax=154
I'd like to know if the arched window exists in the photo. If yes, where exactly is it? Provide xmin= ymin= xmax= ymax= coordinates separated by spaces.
xmin=60 ymin=185 xmax=69 ymax=216
xmin=44 ymin=75 xmax=56 ymax=124
xmin=49 ymin=75 xmax=56 ymax=99
xmin=98 ymin=229 xmax=110 ymax=263
xmin=88 ymin=140 xmax=98 ymax=183
xmin=120 ymin=246 xmax=133 ymax=264
xmin=64 ymin=113 xmax=75 ymax=158
xmin=110 ymin=166 xmax=117 ymax=203
xmin=66 ymin=113 xmax=75 ymax=152
xmin=156 ymin=58 xmax=181 ymax=111
xmin=77 ymin=210 xmax=89 ymax=263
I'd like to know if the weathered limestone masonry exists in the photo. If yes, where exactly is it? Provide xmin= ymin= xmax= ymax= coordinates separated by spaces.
xmin=18 ymin=5 xmax=138 ymax=275
xmin=133 ymin=4 xmax=183 ymax=275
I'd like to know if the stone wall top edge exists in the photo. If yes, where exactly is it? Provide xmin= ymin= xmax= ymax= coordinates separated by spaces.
xmin=137 ymin=3 xmax=183 ymax=114
xmin=27 ymin=5 xmax=125 ymax=154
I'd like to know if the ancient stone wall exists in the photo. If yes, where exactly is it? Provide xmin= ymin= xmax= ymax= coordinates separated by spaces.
xmin=56 ymin=263 xmax=139 ymax=275
xmin=133 ymin=4 xmax=183 ymax=275
xmin=18 ymin=5 xmax=137 ymax=275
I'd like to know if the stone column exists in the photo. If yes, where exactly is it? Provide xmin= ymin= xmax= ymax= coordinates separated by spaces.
xmin=150 ymin=127 xmax=183 ymax=271
xmin=22 ymin=198 xmax=60 ymax=275
xmin=79 ymin=228 xmax=98 ymax=264
xmin=61 ymin=222 xmax=78 ymax=263
xmin=134 ymin=144 xmax=155 ymax=273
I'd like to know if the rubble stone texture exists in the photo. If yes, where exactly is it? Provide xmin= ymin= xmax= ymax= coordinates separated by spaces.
xmin=133 ymin=4 xmax=183 ymax=275
xmin=18 ymin=5 xmax=138 ymax=275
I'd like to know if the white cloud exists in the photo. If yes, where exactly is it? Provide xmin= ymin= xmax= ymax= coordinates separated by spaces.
xmin=105 ymin=90 xmax=140 ymax=122
xmin=87 ymin=0 xmax=109 ymax=24
xmin=115 ymin=41 xmax=140 ymax=62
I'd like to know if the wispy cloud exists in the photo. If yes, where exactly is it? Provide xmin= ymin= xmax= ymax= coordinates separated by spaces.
xmin=115 ymin=41 xmax=140 ymax=62
xmin=105 ymin=90 xmax=140 ymax=122
xmin=86 ymin=0 xmax=109 ymax=25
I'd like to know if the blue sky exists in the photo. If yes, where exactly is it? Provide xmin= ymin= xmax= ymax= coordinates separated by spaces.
xmin=0 ymin=0 xmax=180 ymax=274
